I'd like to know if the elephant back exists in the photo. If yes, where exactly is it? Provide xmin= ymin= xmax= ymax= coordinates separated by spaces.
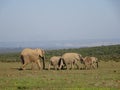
xmin=62 ymin=53 xmax=79 ymax=59
xmin=21 ymin=48 xmax=34 ymax=55
xmin=50 ymin=56 xmax=61 ymax=65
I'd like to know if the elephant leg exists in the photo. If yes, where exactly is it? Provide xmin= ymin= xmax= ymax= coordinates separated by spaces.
xmin=85 ymin=65 xmax=87 ymax=70
xmin=22 ymin=63 xmax=28 ymax=70
xmin=56 ymin=65 xmax=59 ymax=70
xmin=58 ymin=64 xmax=61 ymax=70
xmin=58 ymin=60 xmax=64 ymax=70
xmin=71 ymin=63 xmax=74 ymax=70
xmin=90 ymin=63 xmax=93 ymax=69
xmin=75 ymin=63 xmax=80 ymax=70
xmin=58 ymin=64 xmax=63 ymax=70
xmin=80 ymin=63 xmax=84 ymax=70
xmin=85 ymin=64 xmax=88 ymax=70
xmin=21 ymin=56 xmax=29 ymax=70
xmin=54 ymin=65 xmax=57 ymax=70
xmin=31 ymin=62 xmax=35 ymax=70
xmin=86 ymin=63 xmax=90 ymax=70
xmin=66 ymin=64 xmax=69 ymax=70
xmin=92 ymin=63 xmax=96 ymax=69
xmin=48 ymin=63 xmax=51 ymax=70
xmin=89 ymin=64 xmax=91 ymax=69
xmin=36 ymin=60 xmax=41 ymax=70
xmin=87 ymin=64 xmax=90 ymax=70
xmin=64 ymin=64 xmax=67 ymax=70
xmin=82 ymin=63 xmax=86 ymax=70
xmin=88 ymin=64 xmax=91 ymax=70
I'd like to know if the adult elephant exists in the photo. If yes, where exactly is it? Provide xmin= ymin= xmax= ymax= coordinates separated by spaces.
xmin=59 ymin=53 xmax=83 ymax=70
xmin=20 ymin=48 xmax=45 ymax=70
xmin=48 ymin=56 xmax=62 ymax=70
xmin=82 ymin=56 xmax=98 ymax=70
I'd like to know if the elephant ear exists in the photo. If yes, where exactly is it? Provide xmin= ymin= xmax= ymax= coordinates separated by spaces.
xmin=41 ymin=49 xmax=45 ymax=56
xmin=35 ymin=48 xmax=45 ymax=57
xmin=79 ymin=54 xmax=84 ymax=64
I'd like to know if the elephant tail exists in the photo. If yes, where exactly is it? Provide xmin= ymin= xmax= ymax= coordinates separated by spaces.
xmin=96 ymin=59 xmax=99 ymax=68
xmin=96 ymin=61 xmax=98 ymax=68
xmin=20 ymin=55 xmax=24 ymax=64
xmin=95 ymin=58 xmax=99 ymax=68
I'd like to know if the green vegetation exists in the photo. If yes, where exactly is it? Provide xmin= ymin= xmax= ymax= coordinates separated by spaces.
xmin=0 ymin=44 xmax=120 ymax=62
xmin=0 ymin=45 xmax=120 ymax=89
xmin=0 ymin=52 xmax=20 ymax=62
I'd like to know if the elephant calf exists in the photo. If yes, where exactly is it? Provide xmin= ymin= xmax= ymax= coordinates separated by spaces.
xmin=48 ymin=56 xmax=61 ymax=70
xmin=82 ymin=56 xmax=98 ymax=70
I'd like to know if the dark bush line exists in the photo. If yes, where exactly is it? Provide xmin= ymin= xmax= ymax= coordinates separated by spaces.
xmin=0 ymin=45 xmax=120 ymax=62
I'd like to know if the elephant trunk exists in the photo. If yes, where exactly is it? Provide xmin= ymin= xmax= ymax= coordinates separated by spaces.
xmin=20 ymin=55 xmax=24 ymax=64
xmin=96 ymin=61 xmax=98 ymax=68
xmin=42 ymin=56 xmax=45 ymax=69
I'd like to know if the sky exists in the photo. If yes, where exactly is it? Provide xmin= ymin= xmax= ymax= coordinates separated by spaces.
xmin=0 ymin=0 xmax=120 ymax=42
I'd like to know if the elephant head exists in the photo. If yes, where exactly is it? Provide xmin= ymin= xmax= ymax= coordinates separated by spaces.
xmin=35 ymin=48 xmax=45 ymax=69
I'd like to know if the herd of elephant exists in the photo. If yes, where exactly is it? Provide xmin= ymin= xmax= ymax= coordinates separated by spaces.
xmin=20 ymin=48 xmax=99 ymax=70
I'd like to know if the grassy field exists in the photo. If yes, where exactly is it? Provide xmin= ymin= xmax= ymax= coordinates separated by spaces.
xmin=0 ymin=61 xmax=120 ymax=90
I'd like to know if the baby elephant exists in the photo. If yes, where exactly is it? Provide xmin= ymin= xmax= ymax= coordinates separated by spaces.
xmin=48 ymin=56 xmax=62 ymax=70
xmin=83 ymin=56 xmax=98 ymax=70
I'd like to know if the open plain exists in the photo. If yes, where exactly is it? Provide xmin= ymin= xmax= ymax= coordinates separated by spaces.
xmin=0 ymin=61 xmax=120 ymax=90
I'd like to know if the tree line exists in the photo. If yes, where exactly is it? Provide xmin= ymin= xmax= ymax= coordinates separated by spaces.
xmin=0 ymin=44 xmax=120 ymax=62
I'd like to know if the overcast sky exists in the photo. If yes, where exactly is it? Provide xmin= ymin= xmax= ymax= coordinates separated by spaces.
xmin=0 ymin=0 xmax=120 ymax=42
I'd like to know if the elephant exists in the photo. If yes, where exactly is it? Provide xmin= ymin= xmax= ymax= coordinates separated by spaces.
xmin=59 ymin=53 xmax=83 ymax=70
xmin=48 ymin=56 xmax=62 ymax=70
xmin=20 ymin=48 xmax=45 ymax=70
xmin=82 ymin=56 xmax=98 ymax=70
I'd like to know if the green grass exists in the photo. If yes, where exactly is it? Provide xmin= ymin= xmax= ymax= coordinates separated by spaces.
xmin=0 ymin=61 xmax=120 ymax=90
